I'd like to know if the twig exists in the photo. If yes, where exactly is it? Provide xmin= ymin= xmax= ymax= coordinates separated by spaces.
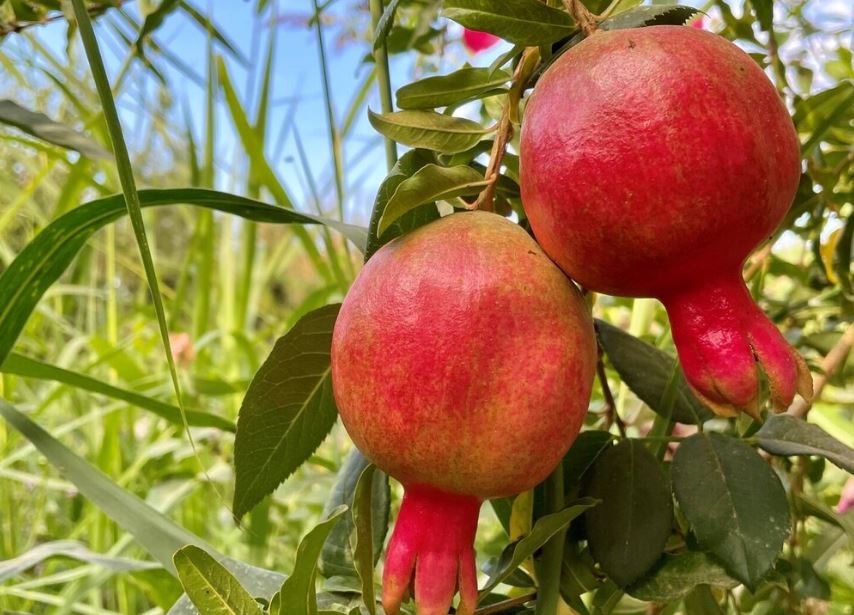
xmin=474 ymin=592 xmax=537 ymax=614
xmin=369 ymin=0 xmax=398 ymax=170
xmin=473 ymin=47 xmax=538 ymax=212
xmin=563 ymin=0 xmax=598 ymax=37
xmin=788 ymin=323 xmax=854 ymax=418
xmin=744 ymin=243 xmax=773 ymax=280
xmin=597 ymin=352 xmax=627 ymax=437
xmin=0 ymin=1 xmax=124 ymax=37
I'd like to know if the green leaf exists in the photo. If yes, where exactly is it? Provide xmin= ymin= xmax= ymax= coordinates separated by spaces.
xmin=795 ymin=82 xmax=854 ymax=152
xmin=174 ymin=545 xmax=263 ymax=615
xmin=368 ymin=109 xmax=491 ymax=154
xmin=372 ymin=0 xmax=402 ymax=51
xmin=0 ymin=99 xmax=110 ymax=159
xmin=750 ymin=0 xmax=773 ymax=31
xmin=365 ymin=149 xmax=440 ymax=260
xmin=583 ymin=440 xmax=673 ymax=587
xmin=396 ymin=67 xmax=511 ymax=110
xmin=232 ymin=304 xmax=341 ymax=519
xmin=0 ymin=540 xmax=159 ymax=583
xmin=626 ymin=551 xmax=739 ymax=602
xmin=596 ymin=320 xmax=714 ymax=425
xmin=443 ymin=0 xmax=576 ymax=46
xmin=756 ymin=414 xmax=854 ymax=474
xmin=1 ymin=353 xmax=235 ymax=432
xmin=178 ymin=1 xmax=248 ymax=65
xmin=72 ymin=0 xmax=189 ymax=457
xmin=0 ymin=400 xmax=216 ymax=574
xmin=134 ymin=0 xmax=180 ymax=54
xmin=0 ymin=188 xmax=365 ymax=367
xmin=378 ymin=164 xmax=487 ymax=234
xmin=352 ymin=465 xmax=379 ymax=615
xmin=671 ymin=432 xmax=790 ymax=590
xmin=270 ymin=506 xmax=348 ymax=615
xmin=600 ymin=5 xmax=700 ymax=31
xmin=562 ymin=430 xmax=614 ymax=488
xmin=320 ymin=450 xmax=390 ymax=579
xmin=479 ymin=499 xmax=599 ymax=597
xmin=168 ymin=559 xmax=286 ymax=615
xmin=683 ymin=585 xmax=725 ymax=614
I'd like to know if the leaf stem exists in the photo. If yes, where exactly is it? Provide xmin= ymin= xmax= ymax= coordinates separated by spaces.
xmin=788 ymin=323 xmax=853 ymax=418
xmin=369 ymin=0 xmax=398 ymax=170
xmin=474 ymin=592 xmax=537 ymax=614
xmin=597 ymin=351 xmax=626 ymax=437
xmin=563 ymin=0 xmax=598 ymax=36
xmin=474 ymin=47 xmax=539 ymax=212
xmin=534 ymin=464 xmax=565 ymax=615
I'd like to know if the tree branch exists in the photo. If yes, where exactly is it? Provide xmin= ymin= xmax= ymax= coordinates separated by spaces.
xmin=788 ymin=323 xmax=854 ymax=418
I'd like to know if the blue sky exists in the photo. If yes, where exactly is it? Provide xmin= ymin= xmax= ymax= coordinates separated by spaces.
xmin=1 ymin=0 xmax=513 ymax=226
xmin=4 ymin=0 xmax=850 ymax=227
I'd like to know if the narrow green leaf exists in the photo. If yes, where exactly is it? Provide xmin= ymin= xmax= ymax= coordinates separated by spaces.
xmin=352 ymin=465 xmax=379 ymax=615
xmin=174 ymin=545 xmax=263 ymax=615
xmin=756 ymin=414 xmax=854 ymax=473
xmin=372 ymin=0 xmax=402 ymax=51
xmin=72 ymin=0 xmax=189 ymax=450
xmin=596 ymin=320 xmax=714 ymax=425
xmin=583 ymin=440 xmax=673 ymax=587
xmin=0 ymin=400 xmax=216 ymax=574
xmin=368 ymin=109 xmax=491 ymax=154
xmin=479 ymin=499 xmax=599 ymax=597
xmin=0 ymin=188 xmax=366 ymax=366
xmin=626 ymin=551 xmax=738 ymax=602
xmin=320 ymin=450 xmax=389 ymax=579
xmin=232 ymin=304 xmax=341 ymax=519
xmin=443 ymin=0 xmax=576 ymax=46
xmin=216 ymin=56 xmax=293 ymax=208
xmin=0 ymin=99 xmax=110 ymax=159
xmin=178 ymin=0 xmax=248 ymax=65
xmin=600 ymin=5 xmax=700 ymax=30
xmin=0 ymin=540 xmax=159 ymax=583
xmin=794 ymin=82 xmax=854 ymax=152
xmin=671 ymin=433 xmax=790 ymax=590
xmin=134 ymin=0 xmax=180 ymax=54
xmin=1 ymin=353 xmax=234 ymax=432
xmin=379 ymin=164 xmax=488 ymax=235
xmin=270 ymin=506 xmax=348 ymax=615
xmin=396 ymin=67 xmax=511 ymax=110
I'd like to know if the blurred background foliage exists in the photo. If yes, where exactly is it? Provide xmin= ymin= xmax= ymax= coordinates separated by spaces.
xmin=0 ymin=0 xmax=851 ymax=613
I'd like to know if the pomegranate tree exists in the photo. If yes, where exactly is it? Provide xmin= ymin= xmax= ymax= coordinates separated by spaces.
xmin=331 ymin=211 xmax=596 ymax=614
xmin=520 ymin=25 xmax=812 ymax=418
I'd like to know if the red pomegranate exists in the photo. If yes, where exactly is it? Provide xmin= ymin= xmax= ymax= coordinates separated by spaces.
xmin=332 ymin=212 xmax=596 ymax=615
xmin=463 ymin=28 xmax=500 ymax=53
xmin=520 ymin=26 xmax=812 ymax=418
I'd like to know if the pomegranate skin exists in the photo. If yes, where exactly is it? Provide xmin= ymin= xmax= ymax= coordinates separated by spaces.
xmin=332 ymin=211 xmax=596 ymax=614
xmin=520 ymin=26 xmax=811 ymax=417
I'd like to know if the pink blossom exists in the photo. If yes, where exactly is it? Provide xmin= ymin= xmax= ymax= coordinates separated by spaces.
xmin=837 ymin=477 xmax=854 ymax=515
xmin=690 ymin=17 xmax=705 ymax=29
xmin=463 ymin=28 xmax=500 ymax=53
xmin=169 ymin=332 xmax=194 ymax=367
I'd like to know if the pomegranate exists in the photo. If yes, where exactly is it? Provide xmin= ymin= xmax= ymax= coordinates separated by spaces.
xmin=520 ymin=26 xmax=812 ymax=418
xmin=331 ymin=211 xmax=596 ymax=614
xmin=463 ymin=28 xmax=500 ymax=53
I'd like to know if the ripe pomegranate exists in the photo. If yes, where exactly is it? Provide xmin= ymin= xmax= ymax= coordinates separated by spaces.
xmin=331 ymin=211 xmax=596 ymax=615
xmin=463 ymin=28 xmax=500 ymax=53
xmin=520 ymin=26 xmax=812 ymax=418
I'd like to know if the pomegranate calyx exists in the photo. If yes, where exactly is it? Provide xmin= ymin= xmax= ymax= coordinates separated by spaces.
xmin=382 ymin=484 xmax=481 ymax=615
xmin=662 ymin=270 xmax=812 ymax=419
